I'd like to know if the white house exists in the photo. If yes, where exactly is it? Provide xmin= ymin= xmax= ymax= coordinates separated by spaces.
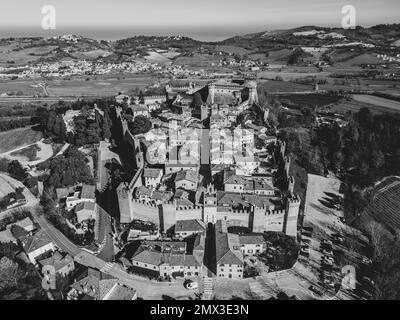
xmin=143 ymin=168 xmax=163 ymax=188
xmin=239 ymin=235 xmax=266 ymax=256
xmin=75 ymin=201 xmax=96 ymax=223
xmin=21 ymin=229 xmax=56 ymax=264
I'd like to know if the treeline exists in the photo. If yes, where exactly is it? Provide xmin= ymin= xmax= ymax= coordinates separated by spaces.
xmin=40 ymin=146 xmax=94 ymax=189
xmin=33 ymin=99 xmax=113 ymax=146
xmin=0 ymin=117 xmax=33 ymax=132
xmin=313 ymin=108 xmax=400 ymax=188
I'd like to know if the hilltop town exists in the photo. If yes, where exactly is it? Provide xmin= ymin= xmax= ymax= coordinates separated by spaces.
xmin=1 ymin=23 xmax=400 ymax=302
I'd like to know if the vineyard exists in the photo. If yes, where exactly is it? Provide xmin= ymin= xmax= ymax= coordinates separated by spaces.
xmin=367 ymin=176 xmax=400 ymax=230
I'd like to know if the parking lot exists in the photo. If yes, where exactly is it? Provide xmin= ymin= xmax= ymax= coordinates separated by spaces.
xmin=299 ymin=174 xmax=370 ymax=299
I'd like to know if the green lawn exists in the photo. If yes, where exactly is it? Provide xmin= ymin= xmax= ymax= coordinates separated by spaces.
xmin=0 ymin=127 xmax=42 ymax=154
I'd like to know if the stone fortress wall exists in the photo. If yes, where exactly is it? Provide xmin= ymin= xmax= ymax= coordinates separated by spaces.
xmin=115 ymin=82 xmax=301 ymax=236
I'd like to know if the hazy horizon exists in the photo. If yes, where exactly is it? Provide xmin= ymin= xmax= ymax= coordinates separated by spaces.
xmin=0 ymin=0 xmax=399 ymax=42
xmin=0 ymin=22 xmax=399 ymax=42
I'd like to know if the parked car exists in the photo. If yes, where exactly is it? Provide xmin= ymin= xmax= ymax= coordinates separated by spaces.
xmin=322 ymin=248 xmax=334 ymax=256
xmin=323 ymin=256 xmax=334 ymax=265
xmin=301 ymin=247 xmax=310 ymax=256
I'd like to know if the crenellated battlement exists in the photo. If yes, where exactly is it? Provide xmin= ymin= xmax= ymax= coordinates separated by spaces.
xmin=132 ymin=199 xmax=159 ymax=208
xmin=287 ymin=194 xmax=301 ymax=205
xmin=176 ymin=205 xmax=203 ymax=211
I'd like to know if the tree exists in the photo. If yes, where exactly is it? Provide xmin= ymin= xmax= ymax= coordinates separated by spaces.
xmin=46 ymin=147 xmax=94 ymax=188
xmin=8 ymin=160 xmax=27 ymax=181
xmin=192 ymin=92 xmax=203 ymax=109
xmin=128 ymin=115 xmax=152 ymax=135
xmin=0 ymin=256 xmax=23 ymax=292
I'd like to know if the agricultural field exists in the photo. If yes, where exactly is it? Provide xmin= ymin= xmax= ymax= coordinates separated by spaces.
xmin=352 ymin=94 xmax=400 ymax=112
xmin=46 ymin=74 xmax=156 ymax=96
xmin=0 ymin=79 xmax=46 ymax=96
xmin=0 ymin=126 xmax=42 ymax=154
xmin=172 ymin=53 xmax=221 ymax=69
xmin=0 ymin=42 xmax=58 ymax=67
xmin=144 ymin=51 xmax=180 ymax=64
xmin=275 ymin=93 xmax=343 ymax=108
xmin=214 ymin=45 xmax=252 ymax=56
xmin=366 ymin=176 xmax=400 ymax=230
xmin=258 ymin=70 xmax=330 ymax=81
xmin=258 ymin=80 xmax=314 ymax=94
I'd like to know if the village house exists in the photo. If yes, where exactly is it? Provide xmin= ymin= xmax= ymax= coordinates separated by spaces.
xmin=20 ymin=229 xmax=56 ymax=264
xmin=130 ymin=104 xmax=149 ymax=118
xmin=38 ymin=251 xmax=75 ymax=276
xmin=143 ymin=168 xmax=163 ymax=188
xmin=238 ymin=234 xmax=266 ymax=256
xmin=165 ymin=162 xmax=199 ymax=174
xmin=129 ymin=238 xmax=204 ymax=278
xmin=174 ymin=170 xmax=198 ymax=191
xmin=175 ymin=219 xmax=205 ymax=238
xmin=6 ymin=217 xmax=36 ymax=233
xmin=224 ymin=174 xmax=246 ymax=193
xmin=215 ymin=220 xmax=243 ymax=279
xmin=68 ymin=269 xmax=137 ymax=300
xmin=75 ymin=201 xmax=96 ymax=223
xmin=115 ymin=94 xmax=131 ymax=105
xmin=56 ymin=184 xmax=96 ymax=210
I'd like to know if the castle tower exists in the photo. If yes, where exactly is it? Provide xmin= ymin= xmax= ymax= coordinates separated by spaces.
xmin=200 ymin=104 xmax=209 ymax=121
xmin=135 ymin=151 xmax=144 ymax=170
xmin=208 ymin=84 xmax=215 ymax=104
xmin=288 ymin=176 xmax=295 ymax=195
xmin=246 ymin=81 xmax=258 ymax=105
xmin=280 ymin=140 xmax=286 ymax=157
xmin=117 ymin=182 xmax=134 ymax=224
xmin=203 ymin=184 xmax=217 ymax=224
xmin=121 ymin=118 xmax=129 ymax=135
xmin=284 ymin=195 xmax=301 ymax=237
xmin=284 ymin=156 xmax=291 ymax=178
xmin=263 ymin=107 xmax=270 ymax=123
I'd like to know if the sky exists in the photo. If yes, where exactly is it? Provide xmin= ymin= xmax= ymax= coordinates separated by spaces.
xmin=0 ymin=0 xmax=399 ymax=40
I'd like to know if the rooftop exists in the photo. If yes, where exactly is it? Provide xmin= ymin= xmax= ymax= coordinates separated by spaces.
xmin=215 ymin=220 xmax=243 ymax=266
xmin=21 ymin=229 xmax=53 ymax=254
xmin=75 ymin=201 xmax=95 ymax=212
xmin=143 ymin=168 xmax=163 ymax=179
xmin=175 ymin=219 xmax=205 ymax=233
xmin=175 ymin=170 xmax=198 ymax=183
xmin=38 ymin=251 xmax=74 ymax=272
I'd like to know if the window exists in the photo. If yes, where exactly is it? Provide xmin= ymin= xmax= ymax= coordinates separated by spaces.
xmin=229 ymin=274 xmax=232 ymax=278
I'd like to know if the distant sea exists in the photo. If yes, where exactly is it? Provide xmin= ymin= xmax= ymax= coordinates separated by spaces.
xmin=0 ymin=24 xmax=298 ymax=42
